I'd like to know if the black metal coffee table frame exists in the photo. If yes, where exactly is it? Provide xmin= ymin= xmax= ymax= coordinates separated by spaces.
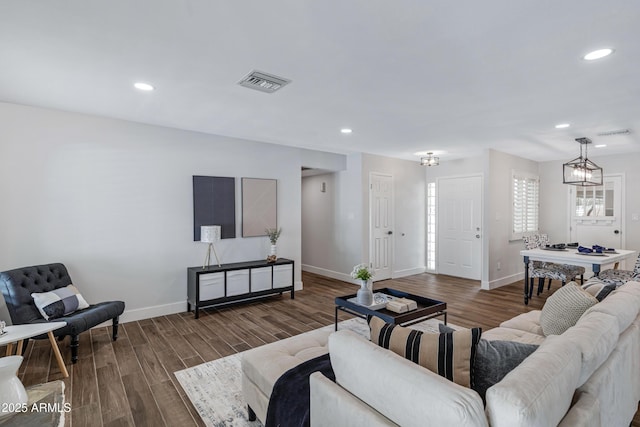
xmin=334 ymin=287 xmax=447 ymax=331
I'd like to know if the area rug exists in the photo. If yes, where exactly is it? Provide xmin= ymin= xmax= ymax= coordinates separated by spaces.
xmin=175 ymin=317 xmax=454 ymax=427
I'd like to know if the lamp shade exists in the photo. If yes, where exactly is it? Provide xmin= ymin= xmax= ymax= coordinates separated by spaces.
xmin=200 ymin=225 xmax=221 ymax=243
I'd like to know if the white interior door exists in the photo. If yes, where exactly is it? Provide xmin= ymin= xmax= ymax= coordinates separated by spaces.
xmin=570 ymin=175 xmax=624 ymax=249
xmin=370 ymin=173 xmax=393 ymax=281
xmin=437 ymin=176 xmax=482 ymax=280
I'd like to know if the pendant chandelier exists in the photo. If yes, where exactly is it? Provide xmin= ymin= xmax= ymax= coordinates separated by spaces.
xmin=562 ymin=137 xmax=603 ymax=186
xmin=420 ymin=152 xmax=439 ymax=166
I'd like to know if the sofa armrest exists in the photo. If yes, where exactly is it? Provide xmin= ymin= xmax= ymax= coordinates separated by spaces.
xmin=329 ymin=330 xmax=487 ymax=427
xmin=310 ymin=372 xmax=397 ymax=427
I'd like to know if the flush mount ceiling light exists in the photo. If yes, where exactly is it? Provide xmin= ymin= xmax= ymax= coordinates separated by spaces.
xmin=562 ymin=137 xmax=603 ymax=186
xmin=555 ymin=123 xmax=571 ymax=129
xmin=583 ymin=48 xmax=614 ymax=61
xmin=340 ymin=128 xmax=352 ymax=134
xmin=134 ymin=82 xmax=154 ymax=91
xmin=595 ymin=144 xmax=607 ymax=148
xmin=420 ymin=152 xmax=439 ymax=167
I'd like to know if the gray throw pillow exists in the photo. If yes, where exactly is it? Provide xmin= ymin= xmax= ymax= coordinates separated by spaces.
xmin=439 ymin=324 xmax=538 ymax=402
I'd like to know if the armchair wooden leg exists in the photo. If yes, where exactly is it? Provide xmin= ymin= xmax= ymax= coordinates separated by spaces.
xmin=70 ymin=335 xmax=79 ymax=364
xmin=112 ymin=317 xmax=120 ymax=341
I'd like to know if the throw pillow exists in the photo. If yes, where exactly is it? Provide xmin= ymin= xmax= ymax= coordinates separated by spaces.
xmin=31 ymin=285 xmax=90 ymax=320
xmin=582 ymin=278 xmax=616 ymax=301
xmin=540 ymin=282 xmax=598 ymax=336
xmin=439 ymin=324 xmax=538 ymax=402
xmin=368 ymin=316 xmax=481 ymax=387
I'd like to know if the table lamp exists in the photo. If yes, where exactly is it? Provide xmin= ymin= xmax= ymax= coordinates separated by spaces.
xmin=201 ymin=225 xmax=222 ymax=269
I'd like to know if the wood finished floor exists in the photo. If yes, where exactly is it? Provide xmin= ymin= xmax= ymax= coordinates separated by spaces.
xmin=6 ymin=271 xmax=640 ymax=426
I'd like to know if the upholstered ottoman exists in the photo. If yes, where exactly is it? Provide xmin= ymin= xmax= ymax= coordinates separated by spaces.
xmin=241 ymin=328 xmax=331 ymax=423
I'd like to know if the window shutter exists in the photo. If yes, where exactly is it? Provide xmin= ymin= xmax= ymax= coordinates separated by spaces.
xmin=512 ymin=172 xmax=539 ymax=240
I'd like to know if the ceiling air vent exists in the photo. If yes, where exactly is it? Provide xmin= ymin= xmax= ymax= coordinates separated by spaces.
xmin=237 ymin=70 xmax=291 ymax=93
xmin=596 ymin=129 xmax=631 ymax=136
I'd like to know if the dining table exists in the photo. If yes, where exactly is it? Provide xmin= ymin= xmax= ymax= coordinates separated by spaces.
xmin=520 ymin=247 xmax=637 ymax=304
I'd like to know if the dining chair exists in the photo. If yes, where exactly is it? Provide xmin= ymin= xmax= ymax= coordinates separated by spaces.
xmin=597 ymin=253 xmax=640 ymax=287
xmin=523 ymin=234 xmax=585 ymax=296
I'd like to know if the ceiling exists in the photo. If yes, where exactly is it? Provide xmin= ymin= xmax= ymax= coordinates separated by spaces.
xmin=1 ymin=1 xmax=638 ymax=163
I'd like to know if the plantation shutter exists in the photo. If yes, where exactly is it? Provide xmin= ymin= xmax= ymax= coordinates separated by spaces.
xmin=512 ymin=172 xmax=539 ymax=240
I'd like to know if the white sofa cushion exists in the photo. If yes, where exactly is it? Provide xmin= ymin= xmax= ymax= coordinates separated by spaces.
xmin=498 ymin=310 xmax=543 ymax=336
xmin=565 ymin=310 xmax=619 ymax=386
xmin=485 ymin=335 xmax=582 ymax=427
xmin=330 ymin=330 xmax=488 ymax=427
xmin=584 ymin=284 xmax=640 ymax=332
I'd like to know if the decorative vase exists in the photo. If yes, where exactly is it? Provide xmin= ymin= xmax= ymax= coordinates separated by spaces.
xmin=356 ymin=279 xmax=373 ymax=306
xmin=0 ymin=356 xmax=28 ymax=419
xmin=266 ymin=244 xmax=277 ymax=263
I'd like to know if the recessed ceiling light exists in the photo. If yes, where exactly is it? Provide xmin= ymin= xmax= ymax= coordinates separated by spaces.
xmin=340 ymin=128 xmax=352 ymax=134
xmin=595 ymin=144 xmax=607 ymax=148
xmin=134 ymin=82 xmax=154 ymax=91
xmin=555 ymin=123 xmax=571 ymax=129
xmin=583 ymin=48 xmax=614 ymax=61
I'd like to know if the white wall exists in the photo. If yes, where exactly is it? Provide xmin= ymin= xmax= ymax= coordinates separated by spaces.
xmin=486 ymin=149 xmax=538 ymax=289
xmin=301 ymin=154 xmax=364 ymax=282
xmin=0 ymin=102 xmax=344 ymax=323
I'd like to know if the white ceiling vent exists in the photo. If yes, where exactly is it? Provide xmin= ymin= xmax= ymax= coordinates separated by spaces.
xmin=237 ymin=70 xmax=291 ymax=93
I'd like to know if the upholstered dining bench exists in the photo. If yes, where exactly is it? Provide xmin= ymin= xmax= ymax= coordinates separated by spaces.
xmin=0 ymin=263 xmax=125 ymax=363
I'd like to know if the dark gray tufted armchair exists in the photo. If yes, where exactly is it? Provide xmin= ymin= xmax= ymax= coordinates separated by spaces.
xmin=0 ymin=263 xmax=125 ymax=363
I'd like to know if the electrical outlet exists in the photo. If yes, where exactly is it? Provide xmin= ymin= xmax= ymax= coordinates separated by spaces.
xmin=496 ymin=261 xmax=501 ymax=271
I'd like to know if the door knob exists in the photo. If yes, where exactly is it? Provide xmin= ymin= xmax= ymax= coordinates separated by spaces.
xmin=475 ymin=234 xmax=480 ymax=238
xmin=387 ymin=231 xmax=393 ymax=235
xmin=614 ymin=230 xmax=620 ymax=234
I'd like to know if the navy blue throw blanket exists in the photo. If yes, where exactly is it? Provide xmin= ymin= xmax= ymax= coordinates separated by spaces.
xmin=265 ymin=353 xmax=335 ymax=427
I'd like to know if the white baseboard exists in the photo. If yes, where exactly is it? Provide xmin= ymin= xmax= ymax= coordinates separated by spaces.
xmin=482 ymin=272 xmax=524 ymax=290
xmin=302 ymin=264 xmax=352 ymax=283
xmin=93 ymin=281 xmax=305 ymax=328
xmin=93 ymin=301 xmax=186 ymax=328
xmin=393 ymin=266 xmax=426 ymax=278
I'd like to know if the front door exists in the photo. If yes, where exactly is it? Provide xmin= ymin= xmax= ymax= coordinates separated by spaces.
xmin=570 ymin=174 xmax=624 ymax=250
xmin=437 ymin=176 xmax=482 ymax=280
xmin=370 ymin=173 xmax=393 ymax=281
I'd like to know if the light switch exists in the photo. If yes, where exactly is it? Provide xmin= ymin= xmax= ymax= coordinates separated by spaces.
xmin=632 ymin=213 xmax=639 ymax=221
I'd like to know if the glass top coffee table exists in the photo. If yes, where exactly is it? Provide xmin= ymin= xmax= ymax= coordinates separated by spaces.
xmin=334 ymin=287 xmax=447 ymax=331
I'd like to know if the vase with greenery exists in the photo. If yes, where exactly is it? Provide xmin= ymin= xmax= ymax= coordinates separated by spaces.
xmin=350 ymin=263 xmax=375 ymax=306
xmin=265 ymin=227 xmax=282 ymax=261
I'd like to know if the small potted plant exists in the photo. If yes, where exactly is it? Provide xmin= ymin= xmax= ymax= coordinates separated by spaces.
xmin=265 ymin=227 xmax=282 ymax=262
xmin=350 ymin=263 xmax=375 ymax=305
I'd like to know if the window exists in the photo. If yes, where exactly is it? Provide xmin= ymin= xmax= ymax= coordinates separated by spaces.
xmin=426 ymin=182 xmax=436 ymax=271
xmin=574 ymin=182 xmax=614 ymax=217
xmin=512 ymin=171 xmax=539 ymax=240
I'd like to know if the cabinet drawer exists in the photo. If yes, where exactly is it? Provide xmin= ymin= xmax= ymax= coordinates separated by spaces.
xmin=227 ymin=269 xmax=250 ymax=296
xmin=199 ymin=272 xmax=225 ymax=300
xmin=251 ymin=267 xmax=272 ymax=292
xmin=273 ymin=264 xmax=293 ymax=288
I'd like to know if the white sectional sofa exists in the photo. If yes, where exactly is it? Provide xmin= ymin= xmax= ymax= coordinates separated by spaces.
xmin=242 ymin=281 xmax=640 ymax=426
